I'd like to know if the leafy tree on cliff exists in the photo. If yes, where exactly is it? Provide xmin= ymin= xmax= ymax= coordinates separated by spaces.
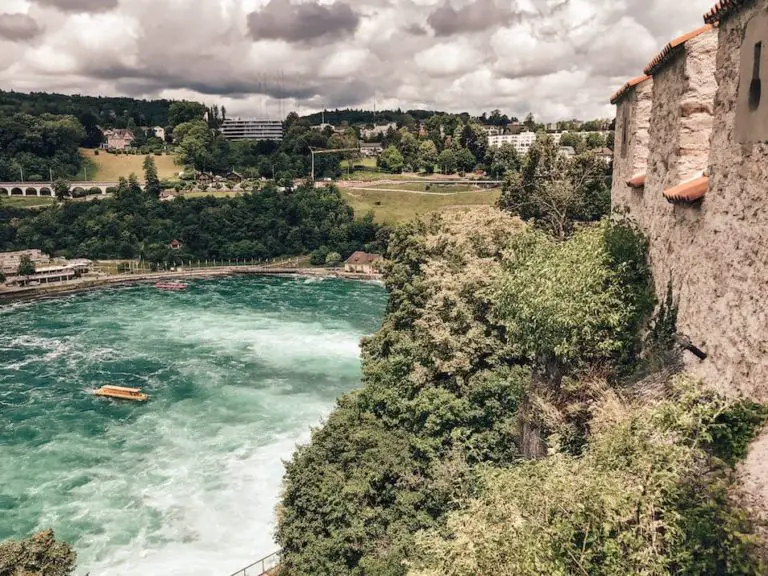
xmin=498 ymin=136 xmax=610 ymax=238
xmin=0 ymin=530 xmax=76 ymax=576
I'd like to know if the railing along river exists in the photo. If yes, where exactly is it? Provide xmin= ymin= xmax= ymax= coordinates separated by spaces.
xmin=229 ymin=550 xmax=281 ymax=576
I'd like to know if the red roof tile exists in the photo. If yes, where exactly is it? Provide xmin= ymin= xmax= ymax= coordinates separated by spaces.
xmin=345 ymin=251 xmax=382 ymax=265
xmin=663 ymin=175 xmax=709 ymax=203
xmin=627 ymin=174 xmax=647 ymax=188
xmin=704 ymin=0 xmax=749 ymax=24
xmin=610 ymin=75 xmax=651 ymax=104
xmin=644 ymin=25 xmax=715 ymax=76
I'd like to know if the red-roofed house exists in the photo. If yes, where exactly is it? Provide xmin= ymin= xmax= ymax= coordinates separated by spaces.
xmin=344 ymin=252 xmax=382 ymax=274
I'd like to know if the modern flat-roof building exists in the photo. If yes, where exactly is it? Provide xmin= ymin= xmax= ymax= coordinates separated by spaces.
xmin=220 ymin=119 xmax=283 ymax=141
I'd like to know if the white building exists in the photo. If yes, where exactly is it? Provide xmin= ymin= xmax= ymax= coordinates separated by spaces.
xmin=487 ymin=131 xmax=537 ymax=154
xmin=220 ymin=119 xmax=284 ymax=141
xmin=360 ymin=122 xmax=397 ymax=139
xmin=153 ymin=126 xmax=166 ymax=141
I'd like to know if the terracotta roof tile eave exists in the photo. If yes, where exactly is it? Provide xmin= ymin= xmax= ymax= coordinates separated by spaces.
xmin=609 ymin=75 xmax=652 ymax=105
xmin=704 ymin=0 xmax=749 ymax=24
xmin=644 ymin=24 xmax=714 ymax=77
xmin=663 ymin=175 xmax=709 ymax=203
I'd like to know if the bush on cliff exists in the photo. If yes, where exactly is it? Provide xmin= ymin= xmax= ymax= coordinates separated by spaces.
xmin=276 ymin=209 xmax=658 ymax=575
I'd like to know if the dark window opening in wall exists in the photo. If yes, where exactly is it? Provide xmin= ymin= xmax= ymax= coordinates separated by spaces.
xmin=750 ymin=41 xmax=762 ymax=111
xmin=620 ymin=106 xmax=630 ymax=158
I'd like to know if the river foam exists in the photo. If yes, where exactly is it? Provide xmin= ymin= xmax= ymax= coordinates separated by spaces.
xmin=0 ymin=276 xmax=386 ymax=575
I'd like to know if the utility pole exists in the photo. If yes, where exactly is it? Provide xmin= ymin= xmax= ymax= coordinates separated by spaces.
xmin=19 ymin=166 xmax=23 ymax=183
xmin=49 ymin=168 xmax=53 ymax=184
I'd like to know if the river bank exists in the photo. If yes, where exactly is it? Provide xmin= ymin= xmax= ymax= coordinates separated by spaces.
xmin=0 ymin=266 xmax=383 ymax=304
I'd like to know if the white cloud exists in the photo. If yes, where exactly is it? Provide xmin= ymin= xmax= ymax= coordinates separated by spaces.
xmin=0 ymin=0 xmax=718 ymax=121
xmin=415 ymin=41 xmax=484 ymax=77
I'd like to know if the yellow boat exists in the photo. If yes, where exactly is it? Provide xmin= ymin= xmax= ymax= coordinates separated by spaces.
xmin=94 ymin=385 xmax=149 ymax=402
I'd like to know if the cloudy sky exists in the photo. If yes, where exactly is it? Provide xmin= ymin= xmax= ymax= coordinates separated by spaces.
xmin=0 ymin=0 xmax=715 ymax=121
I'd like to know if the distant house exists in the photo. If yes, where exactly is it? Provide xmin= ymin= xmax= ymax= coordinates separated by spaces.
xmin=360 ymin=142 xmax=383 ymax=157
xmin=344 ymin=251 xmax=382 ymax=274
xmin=559 ymin=146 xmax=576 ymax=158
xmin=153 ymin=126 xmax=166 ymax=141
xmin=169 ymin=239 xmax=183 ymax=250
xmin=103 ymin=129 xmax=135 ymax=150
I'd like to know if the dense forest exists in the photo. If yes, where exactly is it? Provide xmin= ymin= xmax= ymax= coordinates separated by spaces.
xmin=0 ymin=178 xmax=383 ymax=264
xmin=0 ymin=90 xmax=173 ymax=129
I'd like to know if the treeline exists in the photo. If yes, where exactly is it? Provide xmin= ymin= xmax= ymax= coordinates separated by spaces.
xmin=0 ymin=114 xmax=85 ymax=182
xmin=0 ymin=178 xmax=383 ymax=263
xmin=0 ymin=90 xmax=172 ymax=130
xmin=276 ymin=207 xmax=768 ymax=575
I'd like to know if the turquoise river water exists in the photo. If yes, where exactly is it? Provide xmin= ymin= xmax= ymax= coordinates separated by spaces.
xmin=0 ymin=276 xmax=386 ymax=575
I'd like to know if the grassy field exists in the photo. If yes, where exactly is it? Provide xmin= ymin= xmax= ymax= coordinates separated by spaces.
xmin=2 ymin=196 xmax=55 ymax=208
xmin=342 ymin=187 xmax=500 ymax=224
xmin=182 ymin=190 xmax=243 ymax=199
xmin=368 ymin=182 xmax=479 ymax=193
xmin=78 ymin=149 xmax=181 ymax=181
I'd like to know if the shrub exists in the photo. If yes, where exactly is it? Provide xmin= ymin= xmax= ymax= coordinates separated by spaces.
xmin=411 ymin=378 xmax=765 ymax=576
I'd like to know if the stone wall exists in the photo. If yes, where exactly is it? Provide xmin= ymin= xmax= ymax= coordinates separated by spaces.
xmin=610 ymin=78 xmax=653 ymax=216
xmin=695 ymin=4 xmax=768 ymax=400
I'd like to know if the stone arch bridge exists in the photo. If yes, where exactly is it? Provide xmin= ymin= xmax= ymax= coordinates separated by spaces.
xmin=0 ymin=182 xmax=142 ymax=197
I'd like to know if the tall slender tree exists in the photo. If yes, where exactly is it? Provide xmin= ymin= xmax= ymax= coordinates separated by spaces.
xmin=143 ymin=156 xmax=161 ymax=198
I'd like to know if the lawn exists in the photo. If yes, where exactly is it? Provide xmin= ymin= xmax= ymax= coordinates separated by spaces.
xmin=2 ymin=196 xmax=55 ymax=208
xmin=342 ymin=188 xmax=501 ymax=224
xmin=78 ymin=148 xmax=181 ymax=182
xmin=182 ymin=190 xmax=243 ymax=199
xmin=368 ymin=182 xmax=479 ymax=193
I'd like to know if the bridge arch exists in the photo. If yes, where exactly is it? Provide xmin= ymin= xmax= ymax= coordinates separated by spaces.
xmin=25 ymin=187 xmax=38 ymax=196
xmin=10 ymin=187 xmax=23 ymax=196
xmin=71 ymin=186 xmax=86 ymax=198
xmin=39 ymin=187 xmax=52 ymax=196
xmin=0 ymin=187 xmax=8 ymax=196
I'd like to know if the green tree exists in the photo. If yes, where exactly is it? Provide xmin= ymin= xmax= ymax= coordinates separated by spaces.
xmin=559 ymin=132 xmax=586 ymax=154
xmin=418 ymin=140 xmax=438 ymax=174
xmin=143 ymin=155 xmax=161 ymax=198
xmin=586 ymin=132 xmax=607 ymax=149
xmin=325 ymin=251 xmax=342 ymax=267
xmin=397 ymin=131 xmax=419 ymax=169
xmin=17 ymin=254 xmax=35 ymax=277
xmin=168 ymin=101 xmax=207 ymax=127
xmin=456 ymin=147 xmax=476 ymax=173
xmin=498 ymin=137 xmax=610 ymax=238
xmin=379 ymin=146 xmax=405 ymax=174
xmin=53 ymin=179 xmax=70 ymax=201
xmin=438 ymin=149 xmax=457 ymax=174
xmin=0 ymin=530 xmax=76 ymax=576
xmin=488 ymin=143 xmax=520 ymax=179
xmin=458 ymin=123 xmax=488 ymax=162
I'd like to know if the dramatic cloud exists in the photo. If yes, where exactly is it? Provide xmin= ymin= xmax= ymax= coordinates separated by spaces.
xmin=32 ymin=0 xmax=119 ymax=13
xmin=428 ymin=0 xmax=522 ymax=36
xmin=0 ymin=13 xmax=42 ymax=41
xmin=247 ymin=0 xmax=360 ymax=43
xmin=0 ymin=0 xmax=719 ymax=121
